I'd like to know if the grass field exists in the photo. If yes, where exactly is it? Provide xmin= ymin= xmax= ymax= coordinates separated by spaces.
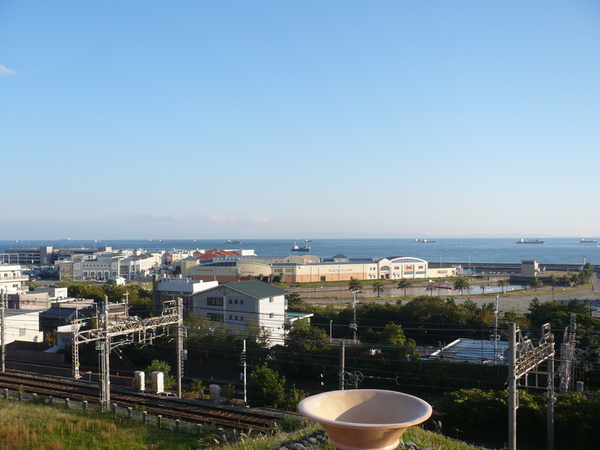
xmin=0 ymin=398 xmax=489 ymax=449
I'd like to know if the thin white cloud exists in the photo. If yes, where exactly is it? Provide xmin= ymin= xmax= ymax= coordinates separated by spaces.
xmin=0 ymin=64 xmax=17 ymax=76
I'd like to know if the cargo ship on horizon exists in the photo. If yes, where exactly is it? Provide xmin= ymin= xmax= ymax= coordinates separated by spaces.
xmin=516 ymin=238 xmax=545 ymax=244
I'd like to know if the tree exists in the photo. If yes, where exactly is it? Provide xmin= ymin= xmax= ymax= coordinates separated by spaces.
xmin=285 ymin=320 xmax=331 ymax=354
xmin=281 ymin=384 xmax=308 ymax=412
xmin=425 ymin=282 xmax=436 ymax=297
xmin=348 ymin=278 xmax=362 ymax=293
xmin=145 ymin=359 xmax=175 ymax=391
xmin=396 ymin=279 xmax=412 ymax=297
xmin=497 ymin=279 xmax=509 ymax=294
xmin=580 ymin=262 xmax=594 ymax=284
xmin=248 ymin=363 xmax=286 ymax=408
xmin=528 ymin=276 xmax=542 ymax=291
xmin=190 ymin=379 xmax=205 ymax=398
xmin=221 ymin=384 xmax=235 ymax=402
xmin=453 ymin=277 xmax=471 ymax=294
xmin=549 ymin=275 xmax=557 ymax=300
xmin=372 ymin=280 xmax=386 ymax=297
xmin=285 ymin=292 xmax=305 ymax=309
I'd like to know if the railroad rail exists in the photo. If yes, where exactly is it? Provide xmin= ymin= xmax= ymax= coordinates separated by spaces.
xmin=0 ymin=372 xmax=281 ymax=432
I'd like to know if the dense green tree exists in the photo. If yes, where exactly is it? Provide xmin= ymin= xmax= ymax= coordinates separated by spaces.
xmin=435 ymin=388 xmax=600 ymax=449
xmin=248 ymin=363 xmax=286 ymax=408
xmin=284 ymin=320 xmax=332 ymax=354
xmin=285 ymin=292 xmax=304 ymax=309
xmin=68 ymin=283 xmax=105 ymax=301
xmin=361 ymin=323 xmax=417 ymax=351
xmin=145 ymin=359 xmax=175 ymax=390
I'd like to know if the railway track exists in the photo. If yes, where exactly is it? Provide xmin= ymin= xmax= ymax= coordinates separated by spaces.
xmin=0 ymin=372 xmax=281 ymax=432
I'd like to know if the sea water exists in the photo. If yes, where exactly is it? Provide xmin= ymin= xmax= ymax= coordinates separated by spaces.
xmin=1 ymin=237 xmax=598 ymax=265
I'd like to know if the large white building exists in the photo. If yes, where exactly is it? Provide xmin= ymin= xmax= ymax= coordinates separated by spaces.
xmin=189 ymin=280 xmax=288 ymax=347
xmin=56 ymin=250 xmax=158 ymax=281
xmin=0 ymin=264 xmax=28 ymax=294
xmin=184 ymin=254 xmax=456 ymax=284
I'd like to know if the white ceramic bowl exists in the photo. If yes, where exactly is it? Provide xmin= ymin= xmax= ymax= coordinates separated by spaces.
xmin=298 ymin=389 xmax=432 ymax=450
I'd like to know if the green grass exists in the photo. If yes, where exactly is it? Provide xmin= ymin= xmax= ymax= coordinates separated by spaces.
xmin=0 ymin=400 xmax=488 ymax=450
xmin=0 ymin=400 xmax=198 ymax=449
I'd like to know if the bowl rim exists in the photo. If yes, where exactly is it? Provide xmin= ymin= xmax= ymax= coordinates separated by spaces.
xmin=298 ymin=389 xmax=433 ymax=429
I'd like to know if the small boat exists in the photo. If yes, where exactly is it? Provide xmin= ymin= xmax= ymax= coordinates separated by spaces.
xmin=516 ymin=239 xmax=545 ymax=244
xmin=580 ymin=239 xmax=598 ymax=244
xmin=291 ymin=242 xmax=310 ymax=252
xmin=415 ymin=239 xmax=436 ymax=243
xmin=226 ymin=239 xmax=242 ymax=244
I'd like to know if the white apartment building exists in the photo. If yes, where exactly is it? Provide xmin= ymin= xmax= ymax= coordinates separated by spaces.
xmin=189 ymin=280 xmax=288 ymax=347
xmin=0 ymin=264 xmax=28 ymax=294
xmin=152 ymin=275 xmax=219 ymax=315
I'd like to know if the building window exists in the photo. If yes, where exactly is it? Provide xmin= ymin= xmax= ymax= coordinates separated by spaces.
xmin=229 ymin=299 xmax=232 ymax=304
xmin=269 ymin=313 xmax=274 ymax=318
xmin=229 ymin=315 xmax=232 ymax=320
xmin=235 ymin=299 xmax=238 ymax=304
xmin=240 ymin=299 xmax=244 ymax=305
xmin=269 ymin=297 xmax=274 ymax=303
xmin=207 ymin=313 xmax=224 ymax=322
xmin=207 ymin=297 xmax=224 ymax=306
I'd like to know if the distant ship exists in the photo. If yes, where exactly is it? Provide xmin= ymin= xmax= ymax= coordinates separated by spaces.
xmin=291 ymin=242 xmax=310 ymax=252
xmin=226 ymin=239 xmax=242 ymax=244
xmin=580 ymin=238 xmax=598 ymax=244
xmin=415 ymin=239 xmax=436 ymax=243
xmin=516 ymin=239 xmax=545 ymax=244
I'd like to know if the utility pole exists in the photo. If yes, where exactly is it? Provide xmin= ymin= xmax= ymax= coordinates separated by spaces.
xmin=1 ymin=288 xmax=5 ymax=373
xmin=547 ymin=351 xmax=555 ymax=450
xmin=558 ymin=314 xmax=577 ymax=392
xmin=241 ymin=339 xmax=247 ymax=403
xmin=176 ymin=297 xmax=183 ymax=398
xmin=339 ymin=340 xmax=345 ymax=390
xmin=508 ymin=322 xmax=517 ymax=450
xmin=72 ymin=298 xmax=182 ymax=410
xmin=493 ymin=295 xmax=499 ymax=365
xmin=508 ymin=322 xmax=555 ymax=450
xmin=101 ymin=295 xmax=111 ymax=410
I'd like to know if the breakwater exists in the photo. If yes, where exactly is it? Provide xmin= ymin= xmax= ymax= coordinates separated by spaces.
xmin=429 ymin=262 xmax=589 ymax=274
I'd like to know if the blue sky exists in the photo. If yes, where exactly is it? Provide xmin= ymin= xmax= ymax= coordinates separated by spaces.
xmin=1 ymin=1 xmax=599 ymax=239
